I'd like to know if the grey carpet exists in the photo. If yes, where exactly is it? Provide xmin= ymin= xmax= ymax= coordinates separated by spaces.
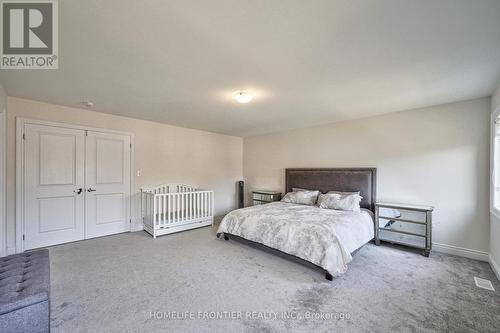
xmin=48 ymin=226 xmax=500 ymax=333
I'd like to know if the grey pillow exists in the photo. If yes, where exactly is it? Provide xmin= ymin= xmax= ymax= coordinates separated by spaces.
xmin=318 ymin=192 xmax=363 ymax=212
xmin=281 ymin=190 xmax=320 ymax=206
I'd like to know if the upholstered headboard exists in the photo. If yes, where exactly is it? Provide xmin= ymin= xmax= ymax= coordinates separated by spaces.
xmin=285 ymin=168 xmax=377 ymax=212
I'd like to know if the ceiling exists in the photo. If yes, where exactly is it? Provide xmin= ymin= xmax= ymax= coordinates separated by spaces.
xmin=1 ymin=0 xmax=500 ymax=137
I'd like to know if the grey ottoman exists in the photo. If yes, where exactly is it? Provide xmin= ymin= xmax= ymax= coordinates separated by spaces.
xmin=0 ymin=249 xmax=50 ymax=333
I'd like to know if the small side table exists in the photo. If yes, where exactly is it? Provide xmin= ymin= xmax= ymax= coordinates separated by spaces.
xmin=375 ymin=202 xmax=434 ymax=257
xmin=252 ymin=190 xmax=282 ymax=206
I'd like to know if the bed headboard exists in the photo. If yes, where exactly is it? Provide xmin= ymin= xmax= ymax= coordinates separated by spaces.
xmin=285 ymin=168 xmax=377 ymax=212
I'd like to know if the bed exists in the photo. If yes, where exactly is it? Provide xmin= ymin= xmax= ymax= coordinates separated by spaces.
xmin=217 ymin=168 xmax=377 ymax=280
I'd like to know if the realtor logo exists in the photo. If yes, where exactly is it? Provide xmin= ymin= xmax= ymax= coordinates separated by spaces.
xmin=1 ymin=0 xmax=58 ymax=69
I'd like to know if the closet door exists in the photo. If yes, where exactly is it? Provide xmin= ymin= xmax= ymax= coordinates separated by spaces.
xmin=85 ymin=131 xmax=131 ymax=238
xmin=24 ymin=124 xmax=85 ymax=250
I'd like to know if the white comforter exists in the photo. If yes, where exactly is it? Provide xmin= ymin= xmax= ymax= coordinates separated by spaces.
xmin=217 ymin=202 xmax=374 ymax=276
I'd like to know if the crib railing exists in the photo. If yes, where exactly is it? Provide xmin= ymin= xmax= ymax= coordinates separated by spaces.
xmin=152 ymin=190 xmax=214 ymax=225
xmin=146 ymin=183 xmax=196 ymax=194
xmin=141 ymin=183 xmax=214 ymax=238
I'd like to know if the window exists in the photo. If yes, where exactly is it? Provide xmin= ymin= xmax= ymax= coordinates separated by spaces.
xmin=492 ymin=108 xmax=500 ymax=217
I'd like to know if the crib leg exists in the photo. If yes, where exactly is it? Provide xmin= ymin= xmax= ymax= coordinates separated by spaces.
xmin=325 ymin=271 xmax=333 ymax=281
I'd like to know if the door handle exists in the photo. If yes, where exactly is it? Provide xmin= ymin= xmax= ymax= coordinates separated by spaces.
xmin=87 ymin=188 xmax=96 ymax=192
xmin=73 ymin=188 xmax=83 ymax=194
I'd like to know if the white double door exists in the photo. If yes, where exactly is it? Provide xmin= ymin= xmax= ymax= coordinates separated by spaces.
xmin=23 ymin=124 xmax=131 ymax=250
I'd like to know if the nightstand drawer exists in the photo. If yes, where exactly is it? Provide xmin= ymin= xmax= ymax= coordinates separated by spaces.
xmin=253 ymin=193 xmax=277 ymax=201
xmin=252 ymin=190 xmax=281 ymax=206
xmin=379 ymin=229 xmax=426 ymax=249
xmin=378 ymin=218 xmax=426 ymax=236
xmin=376 ymin=202 xmax=433 ymax=256
xmin=378 ymin=207 xmax=427 ymax=223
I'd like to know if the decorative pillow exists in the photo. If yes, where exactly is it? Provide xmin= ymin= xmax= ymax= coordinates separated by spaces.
xmin=327 ymin=190 xmax=360 ymax=196
xmin=281 ymin=190 xmax=320 ymax=206
xmin=292 ymin=187 xmax=312 ymax=192
xmin=317 ymin=192 xmax=363 ymax=212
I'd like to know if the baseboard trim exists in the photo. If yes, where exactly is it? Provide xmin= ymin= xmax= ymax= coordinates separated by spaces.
xmin=432 ymin=242 xmax=489 ymax=262
xmin=489 ymin=255 xmax=500 ymax=282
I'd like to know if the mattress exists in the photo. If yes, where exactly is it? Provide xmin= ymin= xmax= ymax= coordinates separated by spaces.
xmin=217 ymin=202 xmax=374 ymax=276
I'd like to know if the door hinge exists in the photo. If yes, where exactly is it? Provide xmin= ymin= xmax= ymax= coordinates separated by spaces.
xmin=85 ymin=130 xmax=88 ymax=136
xmin=130 ymin=143 xmax=132 ymax=149
xmin=129 ymin=219 xmax=132 ymax=224
xmin=22 ymin=234 xmax=25 ymax=240
xmin=22 ymin=133 xmax=25 ymax=140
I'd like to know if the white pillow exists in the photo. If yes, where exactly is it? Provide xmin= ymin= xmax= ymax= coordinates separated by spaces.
xmin=317 ymin=192 xmax=363 ymax=212
xmin=281 ymin=190 xmax=320 ymax=206
xmin=292 ymin=187 xmax=312 ymax=192
xmin=327 ymin=190 xmax=360 ymax=196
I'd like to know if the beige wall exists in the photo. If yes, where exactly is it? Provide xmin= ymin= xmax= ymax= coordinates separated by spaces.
xmin=244 ymin=97 xmax=491 ymax=255
xmin=0 ymin=85 xmax=5 ymax=111
xmin=491 ymin=83 xmax=500 ymax=278
xmin=0 ymin=85 xmax=6 ymax=256
xmin=5 ymin=97 xmax=243 ymax=253
xmin=1 ymin=94 xmax=495 ymax=259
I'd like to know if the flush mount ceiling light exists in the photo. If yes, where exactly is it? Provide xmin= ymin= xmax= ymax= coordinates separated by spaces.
xmin=234 ymin=91 xmax=253 ymax=103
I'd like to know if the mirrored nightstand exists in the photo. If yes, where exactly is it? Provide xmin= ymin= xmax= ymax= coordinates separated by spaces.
xmin=252 ymin=190 xmax=281 ymax=206
xmin=375 ymin=202 xmax=434 ymax=257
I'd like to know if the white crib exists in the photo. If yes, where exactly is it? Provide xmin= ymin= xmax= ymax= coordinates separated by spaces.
xmin=141 ymin=183 xmax=214 ymax=238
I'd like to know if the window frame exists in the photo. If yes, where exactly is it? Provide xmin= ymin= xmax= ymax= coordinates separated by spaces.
xmin=491 ymin=106 xmax=500 ymax=219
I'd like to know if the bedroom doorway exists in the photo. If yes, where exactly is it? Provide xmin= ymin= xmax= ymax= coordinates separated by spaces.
xmin=17 ymin=119 xmax=133 ymax=251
